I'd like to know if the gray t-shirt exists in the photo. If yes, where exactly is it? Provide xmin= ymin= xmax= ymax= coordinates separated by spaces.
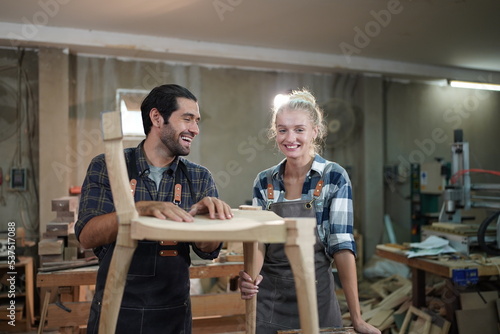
xmin=148 ymin=165 xmax=168 ymax=191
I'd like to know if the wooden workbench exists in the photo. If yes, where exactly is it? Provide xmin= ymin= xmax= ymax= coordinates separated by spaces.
xmin=37 ymin=261 xmax=244 ymax=287
xmin=376 ymin=244 xmax=500 ymax=334
xmin=376 ymin=244 xmax=500 ymax=307
xmin=37 ymin=262 xmax=245 ymax=333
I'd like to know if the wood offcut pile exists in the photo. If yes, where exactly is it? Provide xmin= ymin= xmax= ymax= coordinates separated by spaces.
xmin=38 ymin=196 xmax=97 ymax=272
xmin=337 ymin=274 xmax=452 ymax=334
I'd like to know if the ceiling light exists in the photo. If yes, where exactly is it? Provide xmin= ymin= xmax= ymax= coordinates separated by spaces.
xmin=449 ymin=80 xmax=500 ymax=92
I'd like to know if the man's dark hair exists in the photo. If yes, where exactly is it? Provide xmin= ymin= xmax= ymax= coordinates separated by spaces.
xmin=141 ymin=84 xmax=198 ymax=135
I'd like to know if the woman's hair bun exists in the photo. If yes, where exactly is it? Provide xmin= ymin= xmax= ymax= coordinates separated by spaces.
xmin=289 ymin=90 xmax=316 ymax=105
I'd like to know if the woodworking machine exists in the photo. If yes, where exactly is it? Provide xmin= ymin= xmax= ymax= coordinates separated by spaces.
xmin=431 ymin=129 xmax=500 ymax=255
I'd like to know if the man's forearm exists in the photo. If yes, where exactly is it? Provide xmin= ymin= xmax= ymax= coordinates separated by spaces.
xmin=78 ymin=212 xmax=119 ymax=249
xmin=194 ymin=241 xmax=221 ymax=253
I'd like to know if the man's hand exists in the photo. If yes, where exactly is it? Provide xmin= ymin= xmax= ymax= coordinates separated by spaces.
xmin=189 ymin=197 xmax=233 ymax=219
xmin=135 ymin=201 xmax=195 ymax=222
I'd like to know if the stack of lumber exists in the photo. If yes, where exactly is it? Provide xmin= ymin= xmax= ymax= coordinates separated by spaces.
xmin=38 ymin=196 xmax=96 ymax=270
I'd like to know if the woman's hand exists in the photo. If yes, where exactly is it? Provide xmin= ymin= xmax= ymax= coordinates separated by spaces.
xmin=352 ymin=318 xmax=381 ymax=334
xmin=238 ymin=270 xmax=263 ymax=300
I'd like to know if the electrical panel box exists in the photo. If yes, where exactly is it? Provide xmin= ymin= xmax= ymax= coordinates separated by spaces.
xmin=420 ymin=162 xmax=445 ymax=194
xmin=10 ymin=168 xmax=27 ymax=191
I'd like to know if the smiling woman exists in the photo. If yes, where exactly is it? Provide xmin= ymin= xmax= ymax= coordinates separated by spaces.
xmin=238 ymin=89 xmax=381 ymax=334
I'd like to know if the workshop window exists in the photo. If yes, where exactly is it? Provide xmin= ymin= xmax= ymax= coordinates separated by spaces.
xmin=116 ymin=89 xmax=149 ymax=139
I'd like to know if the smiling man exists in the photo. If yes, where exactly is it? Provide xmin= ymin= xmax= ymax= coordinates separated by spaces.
xmin=75 ymin=84 xmax=233 ymax=334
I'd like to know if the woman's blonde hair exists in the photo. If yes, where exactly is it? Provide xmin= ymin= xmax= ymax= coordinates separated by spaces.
xmin=269 ymin=89 xmax=327 ymax=155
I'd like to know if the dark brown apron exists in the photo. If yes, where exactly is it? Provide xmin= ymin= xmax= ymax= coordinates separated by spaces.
xmin=86 ymin=157 xmax=194 ymax=334
xmin=256 ymin=173 xmax=342 ymax=333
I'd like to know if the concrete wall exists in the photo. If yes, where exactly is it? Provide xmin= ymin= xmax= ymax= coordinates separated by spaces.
xmin=383 ymin=81 xmax=500 ymax=243
xmin=38 ymin=47 xmax=69 ymax=235
xmin=0 ymin=48 xmax=39 ymax=241
xmin=2 ymin=47 xmax=500 ymax=260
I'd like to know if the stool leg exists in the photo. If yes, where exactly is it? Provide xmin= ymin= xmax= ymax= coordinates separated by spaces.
xmin=243 ymin=241 xmax=258 ymax=334
xmin=38 ymin=290 xmax=51 ymax=334
xmin=284 ymin=218 xmax=319 ymax=334
xmin=99 ymin=245 xmax=136 ymax=333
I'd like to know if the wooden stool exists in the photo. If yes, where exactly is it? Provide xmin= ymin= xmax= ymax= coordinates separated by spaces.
xmin=98 ymin=111 xmax=320 ymax=334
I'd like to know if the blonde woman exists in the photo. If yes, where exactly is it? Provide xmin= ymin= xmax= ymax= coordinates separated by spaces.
xmin=239 ymin=89 xmax=380 ymax=334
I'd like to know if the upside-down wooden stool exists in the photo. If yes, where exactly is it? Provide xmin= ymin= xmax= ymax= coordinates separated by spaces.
xmin=98 ymin=110 xmax=320 ymax=334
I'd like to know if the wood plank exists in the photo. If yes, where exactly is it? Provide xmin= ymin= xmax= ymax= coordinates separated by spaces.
xmin=37 ymin=263 xmax=243 ymax=287
xmin=38 ymin=291 xmax=51 ymax=334
xmin=131 ymin=209 xmax=288 ymax=243
xmin=190 ymin=263 xmax=243 ymax=279
xmin=191 ymin=293 xmax=245 ymax=317
xmin=38 ymin=260 xmax=99 ymax=272
xmin=37 ymin=267 xmax=98 ymax=287
xmin=45 ymin=222 xmax=72 ymax=237
xmin=367 ymin=309 xmax=393 ymax=328
xmin=38 ymin=238 xmax=64 ymax=255
xmin=51 ymin=196 xmax=79 ymax=213
xmin=40 ymin=254 xmax=65 ymax=265
xmin=400 ymin=306 xmax=432 ymax=334
xmin=377 ymin=284 xmax=412 ymax=310
xmin=46 ymin=302 xmax=91 ymax=328
xmin=370 ymin=274 xmax=411 ymax=298
xmin=192 ymin=315 xmax=246 ymax=334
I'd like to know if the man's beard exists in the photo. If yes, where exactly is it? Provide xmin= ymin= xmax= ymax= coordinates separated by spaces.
xmin=160 ymin=124 xmax=191 ymax=157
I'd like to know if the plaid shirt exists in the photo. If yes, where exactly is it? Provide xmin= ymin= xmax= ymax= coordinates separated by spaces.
xmin=252 ymin=154 xmax=356 ymax=258
xmin=75 ymin=141 xmax=220 ymax=259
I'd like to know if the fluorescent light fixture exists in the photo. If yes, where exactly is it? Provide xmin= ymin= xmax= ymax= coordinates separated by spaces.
xmin=449 ymin=80 xmax=500 ymax=91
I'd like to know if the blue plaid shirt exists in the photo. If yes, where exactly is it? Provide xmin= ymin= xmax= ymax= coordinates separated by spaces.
xmin=75 ymin=141 xmax=221 ymax=260
xmin=252 ymin=154 xmax=356 ymax=258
